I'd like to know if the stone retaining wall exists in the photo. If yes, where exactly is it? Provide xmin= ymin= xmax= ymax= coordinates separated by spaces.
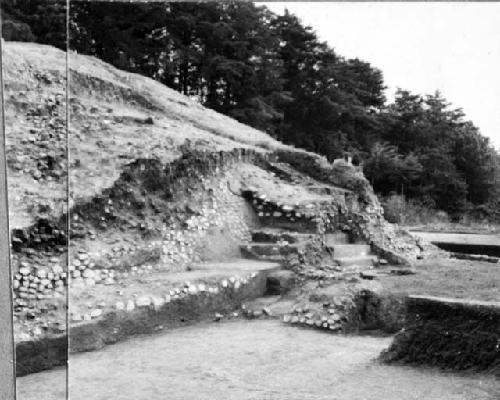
xmin=241 ymin=189 xmax=323 ymax=233
xmin=15 ymin=266 xmax=275 ymax=376
xmin=11 ymin=148 xmax=267 ymax=329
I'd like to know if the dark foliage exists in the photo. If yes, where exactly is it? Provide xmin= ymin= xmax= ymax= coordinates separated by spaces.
xmin=1 ymin=0 xmax=66 ymax=49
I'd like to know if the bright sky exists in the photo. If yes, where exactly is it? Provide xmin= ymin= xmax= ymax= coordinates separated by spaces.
xmin=262 ymin=2 xmax=500 ymax=149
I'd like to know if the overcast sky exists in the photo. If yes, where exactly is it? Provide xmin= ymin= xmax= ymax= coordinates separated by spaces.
xmin=261 ymin=2 xmax=500 ymax=149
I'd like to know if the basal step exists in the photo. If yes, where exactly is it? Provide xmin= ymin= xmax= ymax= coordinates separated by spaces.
xmin=334 ymin=256 xmax=378 ymax=267
xmin=192 ymin=259 xmax=281 ymax=273
xmin=331 ymin=244 xmax=371 ymax=258
xmin=251 ymin=229 xmax=310 ymax=244
xmin=324 ymin=232 xmax=350 ymax=245
xmin=262 ymin=220 xmax=318 ymax=234
xmin=240 ymin=243 xmax=303 ymax=259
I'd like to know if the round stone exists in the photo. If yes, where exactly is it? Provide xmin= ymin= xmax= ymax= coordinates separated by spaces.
xmin=90 ymin=309 xmax=103 ymax=318
xmin=82 ymin=269 xmax=94 ymax=279
xmin=71 ymin=314 xmax=83 ymax=322
xmin=84 ymin=278 xmax=96 ymax=286
xmin=37 ymin=269 xmax=48 ymax=279
xmin=52 ymin=265 xmax=63 ymax=275
xmin=125 ymin=300 xmax=135 ymax=311
xmin=136 ymin=296 xmax=151 ymax=307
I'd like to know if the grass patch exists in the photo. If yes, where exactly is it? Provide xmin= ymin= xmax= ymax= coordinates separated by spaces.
xmin=378 ymin=258 xmax=500 ymax=302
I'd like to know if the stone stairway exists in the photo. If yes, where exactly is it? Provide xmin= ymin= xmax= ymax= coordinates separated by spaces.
xmin=240 ymin=182 xmax=380 ymax=270
xmin=250 ymin=229 xmax=308 ymax=244
xmin=326 ymin=241 xmax=378 ymax=267
xmin=240 ymin=229 xmax=311 ymax=261
xmin=241 ymin=227 xmax=379 ymax=268
xmin=235 ymin=183 xmax=382 ymax=329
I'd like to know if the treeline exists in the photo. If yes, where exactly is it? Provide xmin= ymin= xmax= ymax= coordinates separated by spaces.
xmin=2 ymin=1 xmax=500 ymax=219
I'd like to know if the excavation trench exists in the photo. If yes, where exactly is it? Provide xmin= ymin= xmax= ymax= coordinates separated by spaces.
xmin=17 ymin=320 xmax=499 ymax=400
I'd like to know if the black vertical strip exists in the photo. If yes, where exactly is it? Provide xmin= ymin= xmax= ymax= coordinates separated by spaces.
xmin=0 ymin=10 xmax=17 ymax=400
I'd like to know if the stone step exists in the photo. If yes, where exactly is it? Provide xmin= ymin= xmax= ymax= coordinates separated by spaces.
xmin=334 ymin=256 xmax=378 ymax=267
xmin=260 ymin=220 xmax=318 ymax=234
xmin=240 ymin=242 xmax=305 ymax=260
xmin=330 ymin=244 xmax=371 ymax=258
xmin=251 ymin=229 xmax=311 ymax=244
xmin=265 ymin=270 xmax=296 ymax=295
xmin=191 ymin=259 xmax=281 ymax=274
xmin=242 ymin=296 xmax=297 ymax=319
xmin=324 ymin=232 xmax=350 ymax=245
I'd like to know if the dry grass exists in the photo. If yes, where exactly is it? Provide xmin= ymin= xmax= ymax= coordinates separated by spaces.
xmin=379 ymin=258 xmax=500 ymax=302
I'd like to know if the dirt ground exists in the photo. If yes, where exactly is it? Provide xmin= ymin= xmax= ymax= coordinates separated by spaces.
xmin=17 ymin=320 xmax=499 ymax=400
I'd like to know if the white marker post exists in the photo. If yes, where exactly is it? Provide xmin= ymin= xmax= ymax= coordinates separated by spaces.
xmin=0 ymin=15 xmax=16 ymax=400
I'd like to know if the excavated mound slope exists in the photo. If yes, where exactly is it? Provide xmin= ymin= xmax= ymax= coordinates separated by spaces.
xmin=3 ymin=42 xmax=286 ymax=229
xmin=6 ymin=42 xmax=422 ymax=255
xmin=5 ymin=43 xmax=443 ymax=363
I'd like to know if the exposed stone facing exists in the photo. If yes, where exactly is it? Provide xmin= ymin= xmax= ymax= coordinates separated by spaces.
xmin=12 ymin=144 xmax=431 ymax=286
xmin=10 ymin=147 xmax=269 ymax=255
xmin=282 ymin=298 xmax=352 ymax=332
xmin=11 ymin=218 xmax=67 ymax=253
xmin=10 ymin=149 xmax=264 ymax=340
xmin=241 ymin=188 xmax=325 ymax=232
xmin=240 ymin=186 xmax=415 ymax=270
xmin=280 ymin=282 xmax=383 ymax=333
xmin=11 ymin=144 xmax=437 ymax=351
xmin=69 ymin=271 xmax=261 ymax=324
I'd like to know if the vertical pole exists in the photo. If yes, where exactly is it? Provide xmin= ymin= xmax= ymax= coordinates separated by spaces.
xmin=65 ymin=2 xmax=70 ymax=398
xmin=0 ymin=15 xmax=17 ymax=400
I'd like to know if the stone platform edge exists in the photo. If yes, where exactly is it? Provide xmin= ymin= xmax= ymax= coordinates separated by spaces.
xmin=15 ymin=265 xmax=279 ymax=377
